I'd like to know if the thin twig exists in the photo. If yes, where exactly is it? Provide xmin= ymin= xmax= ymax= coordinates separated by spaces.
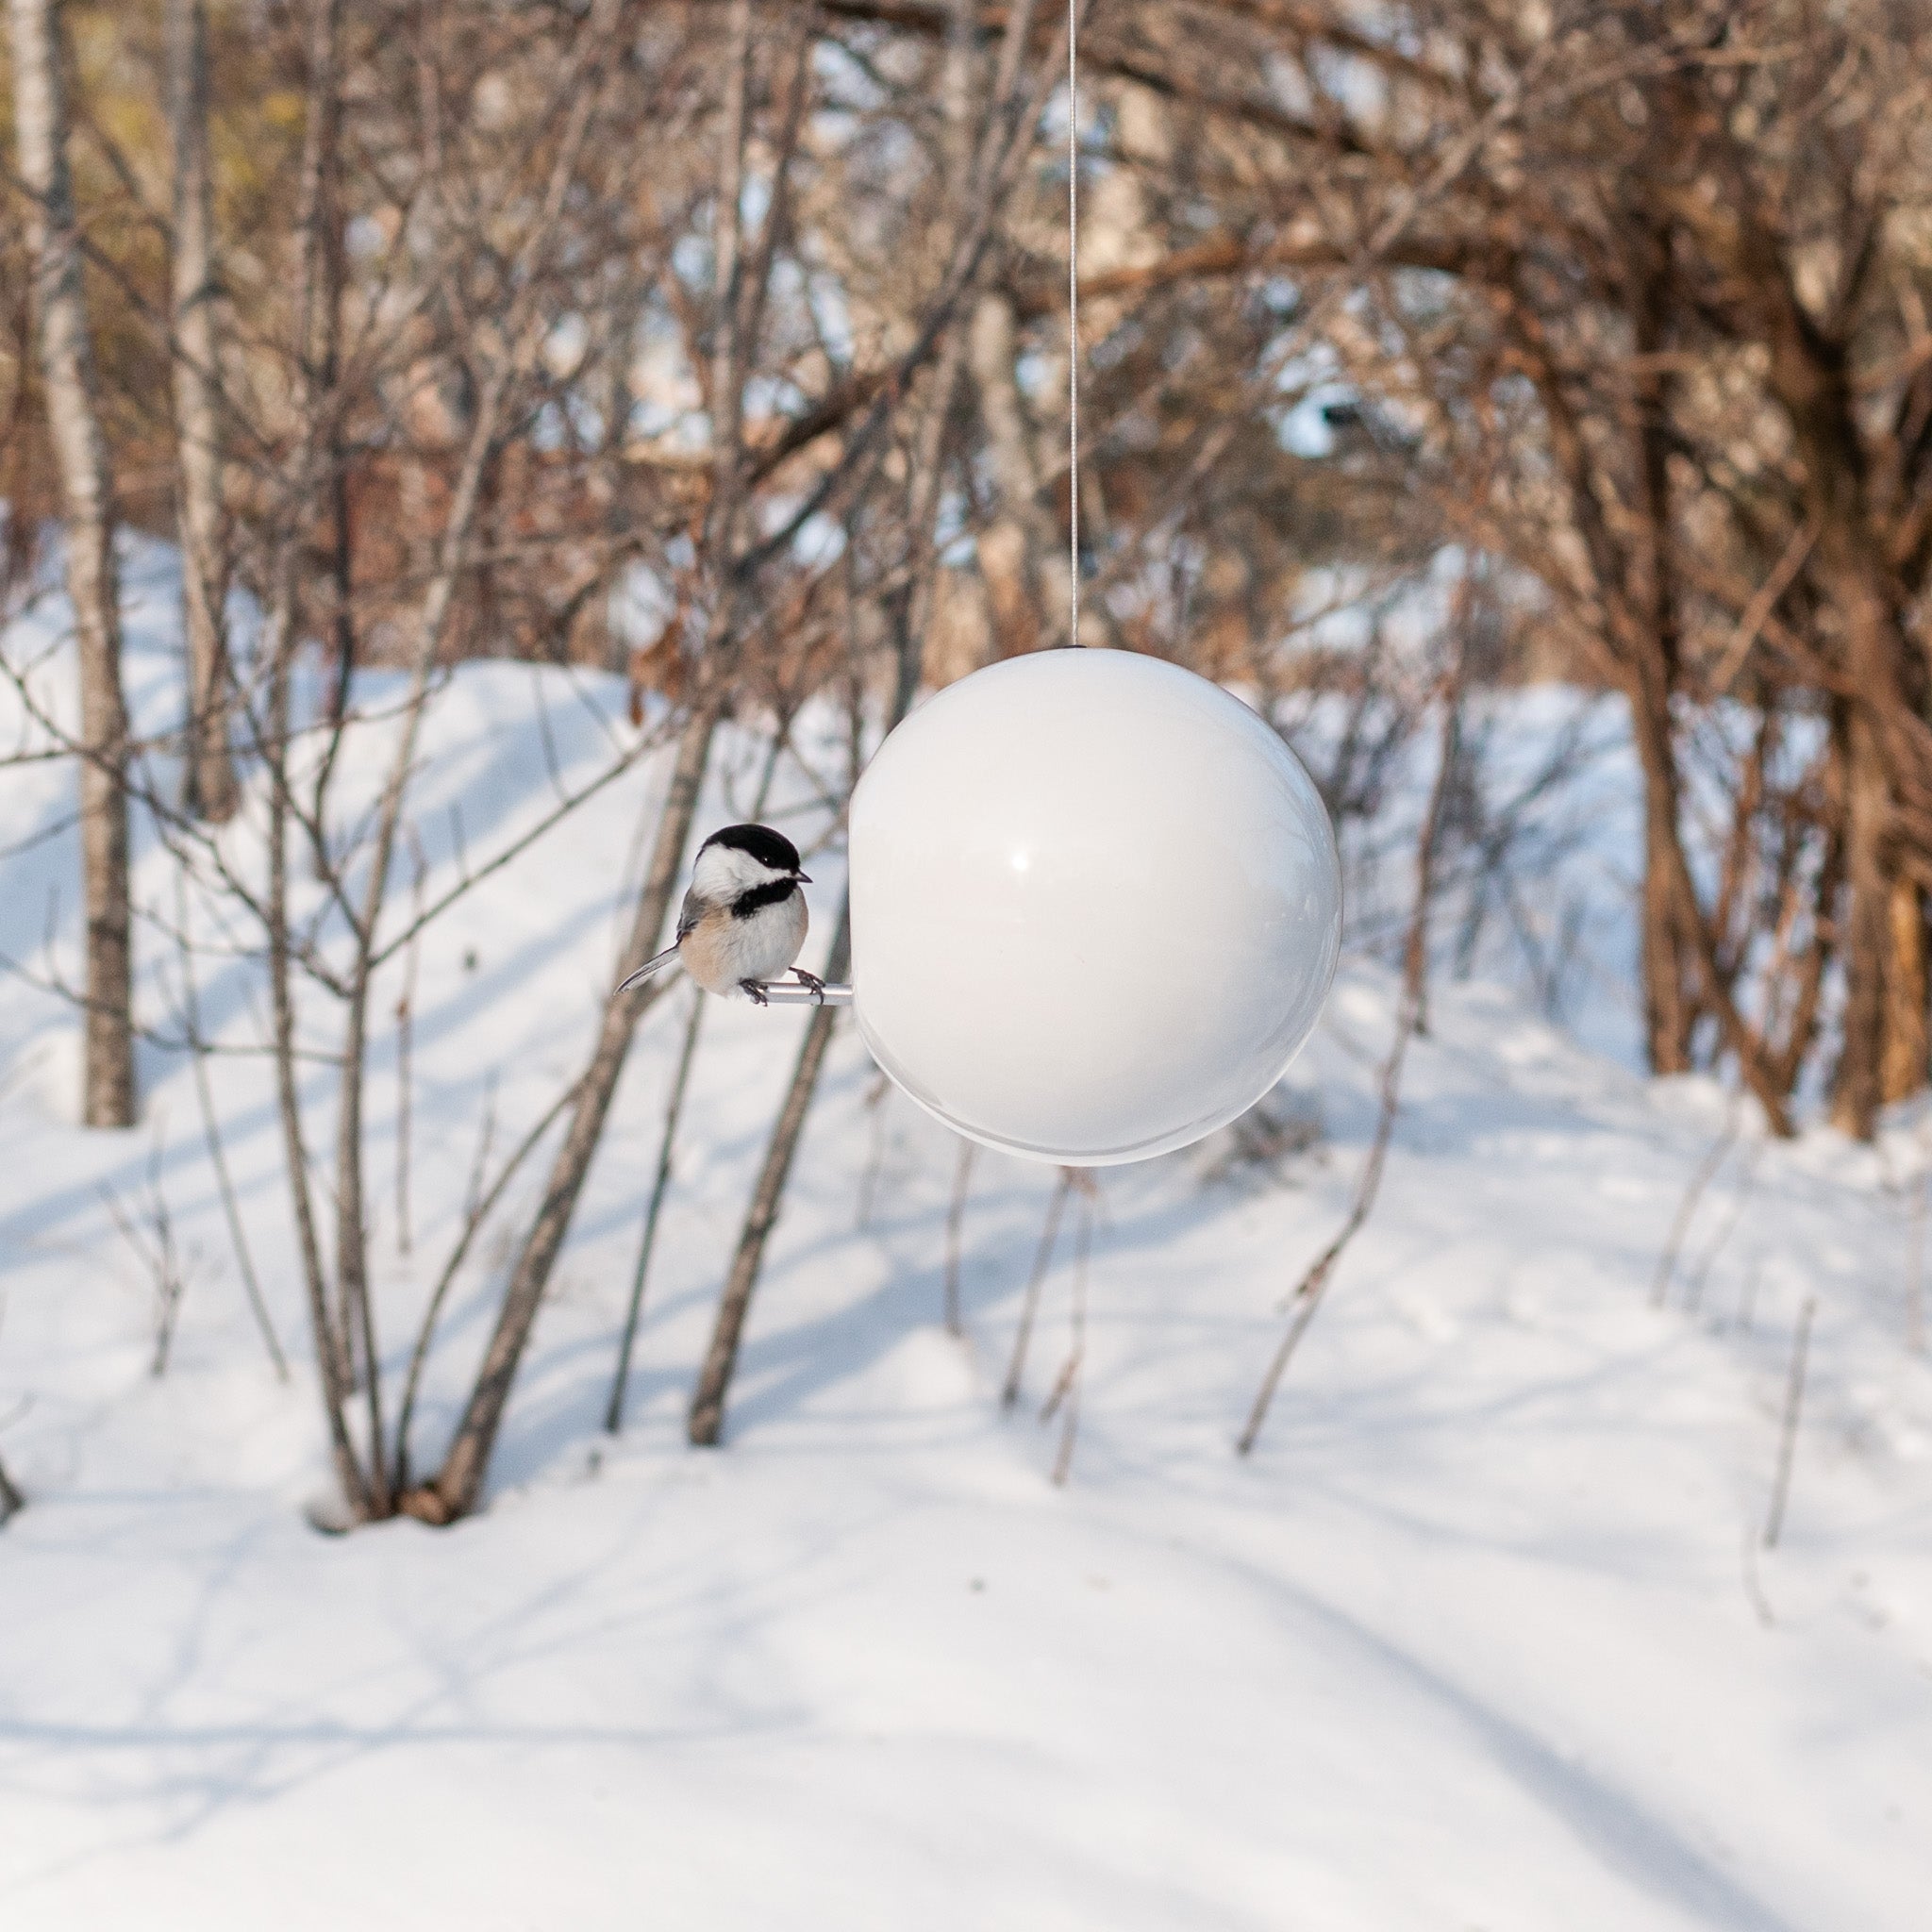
xmin=99 ymin=1124 xmax=188 ymax=1378
xmin=1680 ymin=1141 xmax=1759 ymax=1317
xmin=1234 ymin=1027 xmax=1407 ymax=1457
xmin=856 ymin=1072 xmax=891 ymax=1229
xmin=395 ymin=828 xmax=426 ymax=1257
xmin=464 ymin=1073 xmax=502 ymax=1226
xmin=1237 ymin=631 xmax=1468 ymax=1456
xmin=1907 ymin=1163 xmax=1927 ymax=1357
xmin=943 ymin=1136 xmax=975 ymax=1337
xmin=146 ymin=1139 xmax=185 ymax=1377
xmin=1652 ymin=1091 xmax=1743 ymax=1310
xmin=174 ymin=871 xmax=287 ymax=1378
xmin=1002 ymin=1168 xmax=1074 ymax=1408
xmin=604 ymin=986 xmax=707 ymax=1434
xmin=1762 ymin=1295 xmax=1817 ymax=1550
xmin=392 ymin=1072 xmax=580 ymax=1489
xmin=1042 ymin=1184 xmax=1095 ymax=1486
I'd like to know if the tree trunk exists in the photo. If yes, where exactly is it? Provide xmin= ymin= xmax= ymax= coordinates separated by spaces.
xmin=970 ymin=290 xmax=1067 ymax=651
xmin=166 ymin=0 xmax=238 ymax=822
xmin=408 ymin=708 xmax=717 ymax=1521
xmin=1823 ymin=548 xmax=1928 ymax=1136
xmin=9 ymin=0 xmax=136 ymax=1128
xmin=688 ymin=905 xmax=850 ymax=1445
xmin=258 ymin=0 xmax=366 ymax=1516
xmin=1834 ymin=709 xmax=1896 ymax=1138
xmin=687 ymin=0 xmax=978 ymax=1446
xmin=1881 ymin=876 xmax=1927 ymax=1108
xmin=407 ymin=0 xmax=782 ymax=1519
xmin=1626 ymin=669 xmax=1694 ymax=1075
xmin=1640 ymin=803 xmax=1694 ymax=1076
xmin=1756 ymin=252 xmax=1932 ymax=1134
xmin=1624 ymin=655 xmax=1794 ymax=1133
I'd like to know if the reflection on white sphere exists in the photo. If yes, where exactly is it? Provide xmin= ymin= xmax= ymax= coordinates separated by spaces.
xmin=848 ymin=649 xmax=1340 ymax=1165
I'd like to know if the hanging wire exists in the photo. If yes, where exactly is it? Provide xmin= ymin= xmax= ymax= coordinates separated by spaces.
xmin=1066 ymin=0 xmax=1081 ymax=647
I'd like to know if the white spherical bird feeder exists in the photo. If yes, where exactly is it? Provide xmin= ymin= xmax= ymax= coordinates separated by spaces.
xmin=832 ymin=649 xmax=1340 ymax=1166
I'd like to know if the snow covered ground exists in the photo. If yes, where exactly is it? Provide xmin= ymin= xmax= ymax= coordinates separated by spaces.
xmin=0 ymin=551 xmax=1927 ymax=1929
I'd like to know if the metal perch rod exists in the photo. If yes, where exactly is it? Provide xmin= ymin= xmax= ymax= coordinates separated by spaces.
xmin=755 ymin=981 xmax=854 ymax=1007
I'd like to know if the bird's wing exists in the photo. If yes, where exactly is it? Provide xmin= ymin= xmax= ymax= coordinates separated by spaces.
xmin=615 ymin=880 xmax=713 ymax=995
xmin=615 ymin=943 xmax=682 ymax=995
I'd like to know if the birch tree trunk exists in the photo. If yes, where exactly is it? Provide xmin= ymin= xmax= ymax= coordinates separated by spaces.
xmin=9 ymin=0 xmax=136 ymax=1127
xmin=167 ymin=0 xmax=238 ymax=823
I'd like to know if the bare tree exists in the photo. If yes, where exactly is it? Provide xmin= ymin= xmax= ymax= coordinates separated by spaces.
xmin=1238 ymin=628 xmax=1469 ymax=1456
xmin=408 ymin=0 xmax=777 ymax=1519
xmin=408 ymin=0 xmax=1057 ymax=1511
xmin=8 ymin=0 xmax=135 ymax=1126
xmin=166 ymin=0 xmax=239 ymax=822
xmin=25 ymin=0 xmax=692 ymax=1524
xmin=1259 ymin=3 xmax=1932 ymax=1136
xmin=685 ymin=0 xmax=1024 ymax=1447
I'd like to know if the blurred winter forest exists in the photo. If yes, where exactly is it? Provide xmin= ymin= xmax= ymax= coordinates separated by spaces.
xmin=4 ymin=0 xmax=1932 ymax=1536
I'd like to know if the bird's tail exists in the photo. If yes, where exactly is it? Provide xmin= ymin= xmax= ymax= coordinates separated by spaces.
xmin=615 ymin=944 xmax=681 ymax=996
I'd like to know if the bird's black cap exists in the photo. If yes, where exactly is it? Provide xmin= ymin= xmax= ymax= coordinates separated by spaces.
xmin=702 ymin=823 xmax=806 ymax=874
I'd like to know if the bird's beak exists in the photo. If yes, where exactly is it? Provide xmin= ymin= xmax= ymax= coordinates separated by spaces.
xmin=795 ymin=871 xmax=812 ymax=884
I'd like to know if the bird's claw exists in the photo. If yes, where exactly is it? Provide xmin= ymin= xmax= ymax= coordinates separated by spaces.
xmin=793 ymin=968 xmax=826 ymax=1007
xmin=741 ymin=978 xmax=770 ymax=1007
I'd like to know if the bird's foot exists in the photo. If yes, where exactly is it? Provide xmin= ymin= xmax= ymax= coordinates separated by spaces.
xmin=740 ymin=978 xmax=770 ymax=1007
xmin=792 ymin=968 xmax=826 ymax=1006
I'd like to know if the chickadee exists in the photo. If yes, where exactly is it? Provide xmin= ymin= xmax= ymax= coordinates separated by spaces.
xmin=616 ymin=823 xmax=823 ymax=1006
